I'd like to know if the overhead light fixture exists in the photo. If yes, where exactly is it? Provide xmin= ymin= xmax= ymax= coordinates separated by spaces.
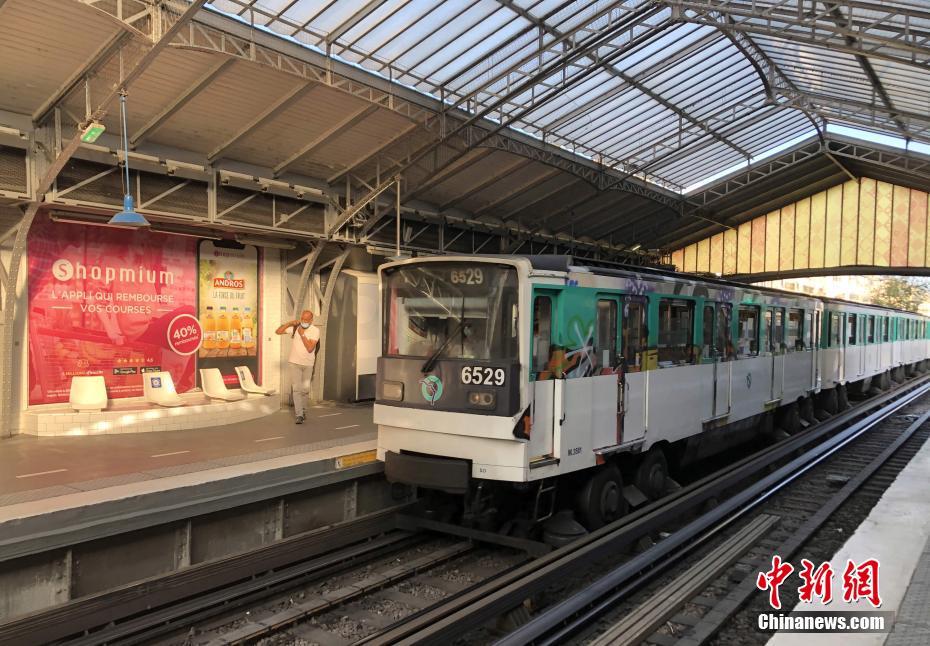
xmin=80 ymin=121 xmax=106 ymax=144
xmin=629 ymin=243 xmax=642 ymax=251
xmin=108 ymin=90 xmax=149 ymax=228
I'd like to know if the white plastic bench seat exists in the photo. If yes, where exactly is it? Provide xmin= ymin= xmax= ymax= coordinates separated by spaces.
xmin=69 ymin=376 xmax=108 ymax=412
xmin=200 ymin=368 xmax=246 ymax=402
xmin=235 ymin=365 xmax=276 ymax=396
xmin=142 ymin=371 xmax=185 ymax=407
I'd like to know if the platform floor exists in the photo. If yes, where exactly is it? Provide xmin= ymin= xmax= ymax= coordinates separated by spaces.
xmin=0 ymin=403 xmax=375 ymax=508
xmin=767 ymin=424 xmax=930 ymax=646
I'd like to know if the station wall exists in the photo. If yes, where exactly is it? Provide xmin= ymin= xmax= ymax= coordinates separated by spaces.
xmin=672 ymin=178 xmax=930 ymax=276
xmin=5 ymin=214 xmax=286 ymax=435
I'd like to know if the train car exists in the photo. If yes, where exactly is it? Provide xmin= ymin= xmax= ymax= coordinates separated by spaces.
xmin=375 ymin=255 xmax=835 ymax=529
xmin=818 ymin=299 xmax=930 ymax=413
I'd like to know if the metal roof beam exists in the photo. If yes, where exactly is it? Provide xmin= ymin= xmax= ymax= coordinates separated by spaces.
xmin=404 ymin=148 xmax=495 ymax=202
xmin=666 ymin=0 xmax=930 ymax=70
xmin=209 ymin=81 xmax=317 ymax=162
xmin=131 ymin=58 xmax=235 ymax=146
xmin=438 ymin=158 xmax=533 ymax=211
xmin=495 ymin=0 xmax=750 ymax=159
xmin=32 ymin=29 xmax=130 ymax=125
xmin=325 ymin=0 xmax=388 ymax=44
xmin=473 ymin=168 xmax=562 ymax=218
xmin=500 ymin=176 xmax=580 ymax=221
xmin=822 ymin=2 xmax=911 ymax=140
xmin=328 ymin=122 xmax=419 ymax=185
xmin=273 ymin=104 xmax=379 ymax=177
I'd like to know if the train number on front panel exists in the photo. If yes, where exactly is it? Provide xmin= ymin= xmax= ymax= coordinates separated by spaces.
xmin=461 ymin=366 xmax=506 ymax=386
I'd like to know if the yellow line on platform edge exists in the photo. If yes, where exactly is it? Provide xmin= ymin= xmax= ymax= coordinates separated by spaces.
xmin=334 ymin=450 xmax=377 ymax=469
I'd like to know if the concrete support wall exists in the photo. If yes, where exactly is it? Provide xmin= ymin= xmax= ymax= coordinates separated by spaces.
xmin=0 ymin=474 xmax=404 ymax=622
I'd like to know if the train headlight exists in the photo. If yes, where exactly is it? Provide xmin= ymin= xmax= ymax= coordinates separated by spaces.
xmin=382 ymin=381 xmax=404 ymax=401
xmin=468 ymin=391 xmax=496 ymax=408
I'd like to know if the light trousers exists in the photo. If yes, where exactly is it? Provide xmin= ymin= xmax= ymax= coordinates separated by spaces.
xmin=288 ymin=362 xmax=314 ymax=416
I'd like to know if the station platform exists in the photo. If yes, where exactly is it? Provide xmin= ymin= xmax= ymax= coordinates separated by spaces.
xmin=0 ymin=403 xmax=379 ymax=563
xmin=767 ymin=427 xmax=930 ymax=645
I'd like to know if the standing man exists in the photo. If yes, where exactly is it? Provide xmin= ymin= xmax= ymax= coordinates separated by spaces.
xmin=276 ymin=310 xmax=320 ymax=424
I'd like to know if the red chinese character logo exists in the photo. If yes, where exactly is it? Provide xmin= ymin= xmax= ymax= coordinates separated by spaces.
xmin=842 ymin=559 xmax=882 ymax=608
xmin=756 ymin=555 xmax=795 ymax=609
xmin=797 ymin=559 xmax=834 ymax=604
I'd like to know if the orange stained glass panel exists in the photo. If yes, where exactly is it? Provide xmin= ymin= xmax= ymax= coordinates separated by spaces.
xmin=794 ymin=197 xmax=810 ymax=270
xmin=874 ymin=180 xmax=893 ymax=266
xmin=891 ymin=184 xmax=910 ymax=266
xmin=857 ymin=178 xmax=876 ymax=266
xmin=824 ymin=184 xmax=843 ymax=267
xmin=779 ymin=204 xmax=795 ymax=270
xmin=809 ymin=191 xmax=827 ymax=268
xmin=840 ymin=180 xmax=859 ymax=266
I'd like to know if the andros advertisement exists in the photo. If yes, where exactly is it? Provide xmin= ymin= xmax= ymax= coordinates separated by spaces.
xmin=27 ymin=215 xmax=198 ymax=404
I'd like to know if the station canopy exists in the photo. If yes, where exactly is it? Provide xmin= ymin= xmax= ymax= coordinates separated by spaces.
xmin=210 ymin=0 xmax=930 ymax=247
xmin=3 ymin=0 xmax=930 ymax=253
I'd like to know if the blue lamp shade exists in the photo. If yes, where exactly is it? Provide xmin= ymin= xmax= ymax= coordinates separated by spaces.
xmin=108 ymin=194 xmax=150 ymax=227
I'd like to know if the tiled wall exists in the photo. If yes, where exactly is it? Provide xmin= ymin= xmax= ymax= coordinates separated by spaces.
xmin=22 ymin=393 xmax=278 ymax=436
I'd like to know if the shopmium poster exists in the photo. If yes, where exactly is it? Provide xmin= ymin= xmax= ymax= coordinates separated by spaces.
xmin=197 ymin=240 xmax=260 ymax=384
xmin=27 ymin=215 xmax=198 ymax=404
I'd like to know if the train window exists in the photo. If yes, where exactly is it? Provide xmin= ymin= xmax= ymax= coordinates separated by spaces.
xmin=867 ymin=316 xmax=875 ymax=343
xmin=882 ymin=317 xmax=890 ymax=342
xmin=532 ymin=296 xmax=552 ymax=374
xmin=809 ymin=311 xmax=817 ymax=349
xmin=830 ymin=312 xmax=841 ymax=347
xmin=658 ymin=299 xmax=694 ymax=365
xmin=595 ymin=299 xmax=618 ymax=371
xmin=848 ymin=315 xmax=857 ymax=345
xmin=770 ymin=308 xmax=785 ymax=353
xmin=622 ymin=299 xmax=647 ymax=370
xmin=717 ymin=303 xmax=733 ymax=360
xmin=787 ymin=309 xmax=803 ymax=351
xmin=701 ymin=305 xmax=714 ymax=361
xmin=737 ymin=305 xmax=760 ymax=357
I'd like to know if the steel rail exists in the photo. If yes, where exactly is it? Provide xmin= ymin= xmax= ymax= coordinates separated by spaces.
xmin=528 ymin=384 xmax=930 ymax=646
xmin=496 ymin=379 xmax=930 ymax=645
xmin=0 ymin=506 xmax=408 ymax=646
xmin=368 ymin=374 xmax=930 ymax=645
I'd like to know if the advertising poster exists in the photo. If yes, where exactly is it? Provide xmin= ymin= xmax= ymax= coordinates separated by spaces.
xmin=27 ymin=215 xmax=198 ymax=404
xmin=197 ymin=240 xmax=260 ymax=384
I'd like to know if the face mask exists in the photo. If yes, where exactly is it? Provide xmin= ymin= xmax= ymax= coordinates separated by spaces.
xmin=300 ymin=322 xmax=311 ymax=329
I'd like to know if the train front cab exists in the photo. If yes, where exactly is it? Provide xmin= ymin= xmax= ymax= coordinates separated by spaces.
xmin=375 ymin=257 xmax=534 ymax=496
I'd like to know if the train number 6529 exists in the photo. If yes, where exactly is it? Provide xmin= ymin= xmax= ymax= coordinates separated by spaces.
xmin=461 ymin=366 xmax=505 ymax=386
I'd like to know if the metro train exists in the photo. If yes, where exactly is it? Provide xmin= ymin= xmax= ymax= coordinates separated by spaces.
xmin=374 ymin=255 xmax=930 ymax=530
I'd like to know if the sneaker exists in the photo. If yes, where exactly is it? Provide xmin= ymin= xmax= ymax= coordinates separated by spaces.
xmin=295 ymin=415 xmax=305 ymax=425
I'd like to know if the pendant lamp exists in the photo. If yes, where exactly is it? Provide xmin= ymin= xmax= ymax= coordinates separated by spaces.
xmin=108 ymin=90 xmax=150 ymax=227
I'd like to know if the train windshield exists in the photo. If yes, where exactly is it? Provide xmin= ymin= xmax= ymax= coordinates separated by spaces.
xmin=382 ymin=262 xmax=519 ymax=361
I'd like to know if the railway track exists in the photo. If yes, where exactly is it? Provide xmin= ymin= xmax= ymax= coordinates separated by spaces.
xmin=364 ymin=373 xmax=930 ymax=646
xmin=5 ymin=376 xmax=928 ymax=646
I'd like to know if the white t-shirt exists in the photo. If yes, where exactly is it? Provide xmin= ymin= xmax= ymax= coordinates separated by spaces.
xmin=288 ymin=324 xmax=321 ymax=366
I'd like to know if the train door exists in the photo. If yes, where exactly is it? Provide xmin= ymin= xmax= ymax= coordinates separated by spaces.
xmin=769 ymin=307 xmax=785 ymax=401
xmin=529 ymin=291 xmax=557 ymax=460
xmin=892 ymin=318 xmax=901 ymax=365
xmin=715 ymin=303 xmax=732 ymax=417
xmin=620 ymin=296 xmax=648 ymax=443
xmin=811 ymin=310 xmax=821 ymax=388
xmin=848 ymin=314 xmax=860 ymax=378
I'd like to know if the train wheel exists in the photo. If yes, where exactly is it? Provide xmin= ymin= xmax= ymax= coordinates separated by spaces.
xmin=837 ymin=383 xmax=850 ymax=410
xmin=779 ymin=402 xmax=801 ymax=435
xmin=634 ymin=448 xmax=669 ymax=500
xmin=576 ymin=465 xmax=628 ymax=531
xmin=818 ymin=388 xmax=838 ymax=416
xmin=800 ymin=397 xmax=816 ymax=424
